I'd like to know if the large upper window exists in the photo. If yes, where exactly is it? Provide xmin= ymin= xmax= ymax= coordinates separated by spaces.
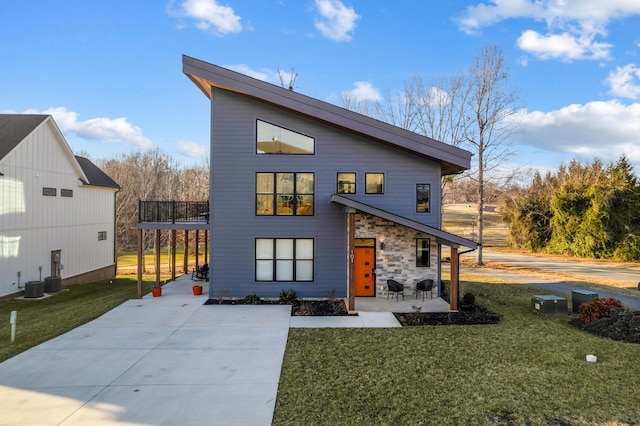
xmin=256 ymin=172 xmax=314 ymax=216
xmin=256 ymin=120 xmax=314 ymax=155
xmin=337 ymin=173 xmax=356 ymax=194
xmin=255 ymin=238 xmax=314 ymax=281
xmin=416 ymin=184 xmax=431 ymax=213
xmin=365 ymin=173 xmax=384 ymax=194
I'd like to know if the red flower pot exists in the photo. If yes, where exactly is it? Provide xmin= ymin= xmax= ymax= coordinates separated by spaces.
xmin=192 ymin=285 xmax=203 ymax=296
xmin=152 ymin=287 xmax=162 ymax=297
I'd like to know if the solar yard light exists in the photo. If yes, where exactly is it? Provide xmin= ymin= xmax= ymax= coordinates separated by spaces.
xmin=10 ymin=311 xmax=17 ymax=343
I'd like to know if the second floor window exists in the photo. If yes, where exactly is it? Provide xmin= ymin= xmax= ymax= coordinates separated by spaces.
xmin=365 ymin=173 xmax=384 ymax=194
xmin=337 ymin=173 xmax=356 ymax=194
xmin=256 ymin=120 xmax=314 ymax=155
xmin=256 ymin=172 xmax=314 ymax=216
xmin=43 ymin=187 xmax=56 ymax=196
xmin=416 ymin=184 xmax=430 ymax=212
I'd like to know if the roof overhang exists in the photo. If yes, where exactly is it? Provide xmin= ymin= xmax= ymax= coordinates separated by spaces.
xmin=182 ymin=55 xmax=472 ymax=176
xmin=329 ymin=194 xmax=479 ymax=249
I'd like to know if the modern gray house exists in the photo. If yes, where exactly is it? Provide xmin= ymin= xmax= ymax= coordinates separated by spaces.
xmin=182 ymin=55 xmax=477 ymax=311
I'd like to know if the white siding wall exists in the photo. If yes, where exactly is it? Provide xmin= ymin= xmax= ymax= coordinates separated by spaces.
xmin=0 ymin=120 xmax=116 ymax=296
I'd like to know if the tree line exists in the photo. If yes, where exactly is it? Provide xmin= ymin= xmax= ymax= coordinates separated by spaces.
xmin=95 ymin=149 xmax=209 ymax=259
xmin=500 ymin=156 xmax=640 ymax=261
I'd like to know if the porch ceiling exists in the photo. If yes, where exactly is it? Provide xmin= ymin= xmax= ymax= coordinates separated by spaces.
xmin=329 ymin=194 xmax=478 ymax=250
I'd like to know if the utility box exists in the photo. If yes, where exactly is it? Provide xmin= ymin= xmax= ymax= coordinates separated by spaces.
xmin=571 ymin=290 xmax=598 ymax=313
xmin=532 ymin=295 xmax=567 ymax=315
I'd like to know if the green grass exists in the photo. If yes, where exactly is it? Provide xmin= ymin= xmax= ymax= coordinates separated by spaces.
xmin=274 ymin=278 xmax=640 ymax=425
xmin=0 ymin=276 xmax=170 ymax=363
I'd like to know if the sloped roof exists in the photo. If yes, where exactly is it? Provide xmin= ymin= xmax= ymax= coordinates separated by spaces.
xmin=75 ymin=156 xmax=120 ymax=189
xmin=329 ymin=194 xmax=478 ymax=249
xmin=0 ymin=114 xmax=48 ymax=160
xmin=182 ymin=55 xmax=472 ymax=176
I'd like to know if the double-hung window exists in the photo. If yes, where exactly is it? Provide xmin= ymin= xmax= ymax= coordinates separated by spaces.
xmin=256 ymin=172 xmax=314 ymax=215
xmin=255 ymin=238 xmax=314 ymax=281
xmin=337 ymin=173 xmax=356 ymax=194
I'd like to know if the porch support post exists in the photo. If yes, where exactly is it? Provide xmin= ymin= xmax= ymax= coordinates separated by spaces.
xmin=450 ymin=246 xmax=459 ymax=311
xmin=137 ymin=228 xmax=143 ymax=299
xmin=204 ymin=230 xmax=208 ymax=264
xmin=155 ymin=229 xmax=161 ymax=289
xmin=171 ymin=229 xmax=176 ymax=281
xmin=348 ymin=211 xmax=356 ymax=312
xmin=184 ymin=230 xmax=189 ymax=273
xmin=195 ymin=230 xmax=200 ymax=268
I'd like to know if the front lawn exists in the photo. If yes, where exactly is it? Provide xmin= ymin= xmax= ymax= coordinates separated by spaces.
xmin=0 ymin=276 xmax=169 ymax=363
xmin=274 ymin=276 xmax=640 ymax=425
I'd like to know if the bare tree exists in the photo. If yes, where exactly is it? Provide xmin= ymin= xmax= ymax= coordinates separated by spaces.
xmin=464 ymin=45 xmax=521 ymax=265
xmin=278 ymin=68 xmax=298 ymax=91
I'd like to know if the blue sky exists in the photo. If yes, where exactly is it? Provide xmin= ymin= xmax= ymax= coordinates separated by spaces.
xmin=2 ymin=0 xmax=640 ymax=176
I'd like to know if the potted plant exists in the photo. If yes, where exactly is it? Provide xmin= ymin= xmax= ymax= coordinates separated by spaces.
xmin=192 ymin=285 xmax=203 ymax=296
xmin=152 ymin=285 xmax=162 ymax=297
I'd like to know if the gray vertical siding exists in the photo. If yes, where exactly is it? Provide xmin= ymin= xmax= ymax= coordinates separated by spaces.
xmin=208 ymin=88 xmax=442 ymax=298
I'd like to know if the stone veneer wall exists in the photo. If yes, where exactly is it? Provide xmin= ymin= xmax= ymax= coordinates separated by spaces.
xmin=355 ymin=213 xmax=439 ymax=297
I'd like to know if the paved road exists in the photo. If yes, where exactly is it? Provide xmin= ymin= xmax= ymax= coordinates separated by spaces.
xmin=463 ymin=249 xmax=640 ymax=310
xmin=480 ymin=249 xmax=640 ymax=287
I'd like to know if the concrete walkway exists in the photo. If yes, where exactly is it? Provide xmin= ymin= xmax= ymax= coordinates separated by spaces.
xmin=0 ymin=276 xmax=409 ymax=425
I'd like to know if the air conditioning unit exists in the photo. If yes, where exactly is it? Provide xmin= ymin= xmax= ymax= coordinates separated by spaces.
xmin=44 ymin=276 xmax=62 ymax=292
xmin=532 ymin=295 xmax=567 ymax=315
xmin=24 ymin=281 xmax=44 ymax=298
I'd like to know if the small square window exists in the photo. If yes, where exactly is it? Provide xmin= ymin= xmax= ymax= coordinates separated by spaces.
xmin=365 ymin=173 xmax=384 ymax=194
xmin=61 ymin=189 xmax=73 ymax=197
xmin=416 ymin=239 xmax=430 ymax=267
xmin=43 ymin=187 xmax=56 ymax=196
xmin=98 ymin=231 xmax=107 ymax=241
xmin=337 ymin=173 xmax=356 ymax=194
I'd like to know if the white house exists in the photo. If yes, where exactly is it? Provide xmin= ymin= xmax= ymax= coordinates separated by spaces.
xmin=0 ymin=114 xmax=119 ymax=298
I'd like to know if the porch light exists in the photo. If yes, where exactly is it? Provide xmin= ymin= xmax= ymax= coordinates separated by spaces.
xmin=378 ymin=236 xmax=385 ymax=250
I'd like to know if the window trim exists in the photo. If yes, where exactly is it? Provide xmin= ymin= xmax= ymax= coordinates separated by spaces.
xmin=365 ymin=173 xmax=385 ymax=194
xmin=255 ymin=238 xmax=315 ymax=282
xmin=337 ymin=172 xmax=356 ymax=194
xmin=416 ymin=238 xmax=431 ymax=267
xmin=256 ymin=119 xmax=315 ymax=155
xmin=416 ymin=183 xmax=431 ymax=213
xmin=256 ymin=172 xmax=315 ymax=216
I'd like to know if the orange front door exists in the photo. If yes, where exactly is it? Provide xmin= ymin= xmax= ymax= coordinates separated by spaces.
xmin=354 ymin=247 xmax=375 ymax=296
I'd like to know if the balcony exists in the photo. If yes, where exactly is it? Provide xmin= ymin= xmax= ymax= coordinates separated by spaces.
xmin=138 ymin=200 xmax=209 ymax=224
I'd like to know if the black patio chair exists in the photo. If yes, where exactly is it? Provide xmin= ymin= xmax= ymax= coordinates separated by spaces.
xmin=387 ymin=279 xmax=405 ymax=301
xmin=415 ymin=279 xmax=434 ymax=301
xmin=192 ymin=263 xmax=209 ymax=281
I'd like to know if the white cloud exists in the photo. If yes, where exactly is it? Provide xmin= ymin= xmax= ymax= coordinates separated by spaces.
xmin=606 ymin=64 xmax=640 ymax=99
xmin=457 ymin=0 xmax=640 ymax=61
xmin=516 ymin=29 xmax=612 ymax=61
xmin=170 ymin=0 xmax=242 ymax=36
xmin=177 ymin=140 xmax=208 ymax=157
xmin=516 ymin=100 xmax=640 ymax=165
xmin=23 ymin=107 xmax=152 ymax=147
xmin=341 ymin=81 xmax=381 ymax=103
xmin=225 ymin=64 xmax=271 ymax=81
xmin=314 ymin=0 xmax=360 ymax=42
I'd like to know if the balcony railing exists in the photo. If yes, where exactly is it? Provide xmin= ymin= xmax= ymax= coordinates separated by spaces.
xmin=139 ymin=200 xmax=209 ymax=224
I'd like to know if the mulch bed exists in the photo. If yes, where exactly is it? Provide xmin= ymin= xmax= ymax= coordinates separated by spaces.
xmin=394 ymin=304 xmax=501 ymax=326
xmin=204 ymin=298 xmax=353 ymax=316
xmin=569 ymin=308 xmax=640 ymax=344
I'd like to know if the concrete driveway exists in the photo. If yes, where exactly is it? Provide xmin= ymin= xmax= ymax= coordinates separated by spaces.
xmin=0 ymin=279 xmax=291 ymax=426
